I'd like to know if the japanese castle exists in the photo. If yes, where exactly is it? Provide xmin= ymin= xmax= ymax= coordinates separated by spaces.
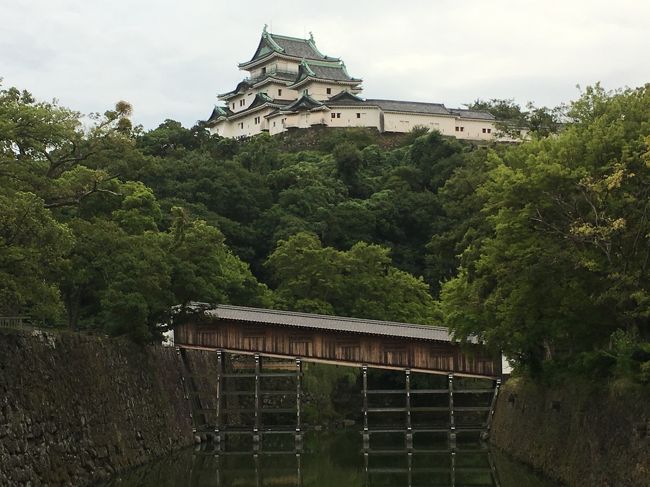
xmin=206 ymin=27 xmax=498 ymax=139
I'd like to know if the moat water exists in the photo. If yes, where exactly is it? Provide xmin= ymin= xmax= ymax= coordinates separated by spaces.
xmin=98 ymin=430 xmax=560 ymax=487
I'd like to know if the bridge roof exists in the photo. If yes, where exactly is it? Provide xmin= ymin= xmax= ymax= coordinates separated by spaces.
xmin=196 ymin=304 xmax=454 ymax=343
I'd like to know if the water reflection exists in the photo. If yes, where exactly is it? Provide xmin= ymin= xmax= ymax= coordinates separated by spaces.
xmin=99 ymin=430 xmax=559 ymax=487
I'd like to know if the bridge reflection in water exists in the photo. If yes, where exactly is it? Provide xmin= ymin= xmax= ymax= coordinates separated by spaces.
xmin=194 ymin=436 xmax=498 ymax=487
xmin=100 ymin=430 xmax=559 ymax=487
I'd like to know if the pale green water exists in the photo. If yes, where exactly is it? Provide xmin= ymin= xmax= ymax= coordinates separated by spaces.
xmin=99 ymin=430 xmax=561 ymax=487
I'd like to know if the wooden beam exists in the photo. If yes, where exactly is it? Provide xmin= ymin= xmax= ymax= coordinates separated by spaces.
xmin=176 ymin=344 xmax=499 ymax=379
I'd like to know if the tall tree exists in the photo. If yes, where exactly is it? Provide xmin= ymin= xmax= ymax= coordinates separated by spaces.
xmin=266 ymin=232 xmax=439 ymax=324
xmin=442 ymin=85 xmax=650 ymax=378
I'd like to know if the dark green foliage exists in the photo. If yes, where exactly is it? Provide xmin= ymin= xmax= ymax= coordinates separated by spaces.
xmin=0 ymin=84 xmax=269 ymax=342
xmin=2 ymin=78 xmax=648 ymax=386
xmin=466 ymin=98 xmax=564 ymax=137
xmin=442 ymin=85 xmax=650 ymax=381
xmin=265 ymin=232 xmax=440 ymax=324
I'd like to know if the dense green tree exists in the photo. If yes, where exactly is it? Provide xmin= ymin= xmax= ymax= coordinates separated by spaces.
xmin=425 ymin=147 xmax=497 ymax=293
xmin=466 ymin=98 xmax=564 ymax=137
xmin=168 ymin=208 xmax=271 ymax=308
xmin=0 ymin=84 xmax=271 ymax=341
xmin=0 ymin=192 xmax=73 ymax=320
xmin=442 ymin=85 xmax=650 ymax=379
xmin=5 ymin=76 xmax=647 ymax=380
xmin=266 ymin=232 xmax=439 ymax=324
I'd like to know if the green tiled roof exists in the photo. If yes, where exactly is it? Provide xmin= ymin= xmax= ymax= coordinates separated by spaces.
xmin=449 ymin=108 xmax=496 ymax=121
xmin=365 ymin=99 xmax=451 ymax=115
xmin=289 ymin=60 xmax=362 ymax=88
xmin=304 ymin=61 xmax=359 ymax=81
xmin=207 ymin=105 xmax=233 ymax=121
xmin=327 ymin=91 xmax=367 ymax=105
xmin=281 ymin=93 xmax=325 ymax=112
xmin=241 ymin=29 xmax=339 ymax=67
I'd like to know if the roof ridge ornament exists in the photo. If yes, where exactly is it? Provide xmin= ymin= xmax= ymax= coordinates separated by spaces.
xmin=309 ymin=31 xmax=314 ymax=42
xmin=298 ymin=58 xmax=315 ymax=77
xmin=263 ymin=24 xmax=268 ymax=34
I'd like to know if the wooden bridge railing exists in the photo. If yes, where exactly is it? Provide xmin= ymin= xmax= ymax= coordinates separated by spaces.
xmin=0 ymin=316 xmax=32 ymax=329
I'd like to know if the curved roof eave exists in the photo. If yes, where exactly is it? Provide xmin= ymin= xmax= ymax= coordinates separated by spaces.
xmin=226 ymin=103 xmax=277 ymax=120
xmin=251 ymin=76 xmax=295 ymax=89
xmin=239 ymin=52 xmax=306 ymax=69
xmin=218 ymin=80 xmax=252 ymax=100
xmin=288 ymin=76 xmax=362 ymax=90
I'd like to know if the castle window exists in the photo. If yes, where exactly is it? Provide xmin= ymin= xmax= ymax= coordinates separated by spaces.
xmin=232 ymin=103 xmax=235 ymax=109
xmin=487 ymin=128 xmax=492 ymax=134
xmin=239 ymin=122 xmax=244 ymax=129
xmin=356 ymin=113 xmax=361 ymax=118
xmin=331 ymin=113 xmax=336 ymax=119
xmin=278 ymin=89 xmax=282 ymax=96
xmin=455 ymin=126 xmax=459 ymax=132
xmin=261 ymin=67 xmax=267 ymax=75
xmin=254 ymin=116 xmax=260 ymax=124
xmin=327 ymin=88 xmax=332 ymax=94
xmin=337 ymin=113 xmax=341 ymax=118
xmin=460 ymin=126 xmax=464 ymax=132
xmin=482 ymin=128 xmax=486 ymax=133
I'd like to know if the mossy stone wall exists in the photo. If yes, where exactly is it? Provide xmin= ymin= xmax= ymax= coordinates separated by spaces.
xmin=491 ymin=378 xmax=650 ymax=487
xmin=0 ymin=329 xmax=197 ymax=486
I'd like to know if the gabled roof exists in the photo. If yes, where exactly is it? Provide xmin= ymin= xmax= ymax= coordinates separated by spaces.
xmin=449 ymin=108 xmax=496 ymax=121
xmin=218 ymin=80 xmax=253 ymax=100
xmin=327 ymin=91 xmax=367 ymax=105
xmin=251 ymin=71 xmax=297 ymax=85
xmin=240 ymin=28 xmax=339 ymax=68
xmin=282 ymin=93 xmax=326 ymax=112
xmin=206 ymin=105 xmax=233 ymax=124
xmin=181 ymin=303 xmax=453 ymax=343
xmin=365 ymin=99 xmax=451 ymax=115
xmin=289 ymin=60 xmax=361 ymax=88
xmin=216 ymin=94 xmax=291 ymax=121
xmin=219 ymin=72 xmax=298 ymax=100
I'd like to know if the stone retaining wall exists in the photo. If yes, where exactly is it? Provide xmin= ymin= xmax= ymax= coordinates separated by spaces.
xmin=490 ymin=378 xmax=650 ymax=487
xmin=0 ymin=329 xmax=197 ymax=486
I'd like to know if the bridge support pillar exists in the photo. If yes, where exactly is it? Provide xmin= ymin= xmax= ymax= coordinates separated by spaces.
xmin=451 ymin=450 xmax=457 ymax=487
xmin=405 ymin=369 xmax=413 ymax=450
xmin=215 ymin=349 xmax=223 ymax=445
xmin=176 ymin=347 xmax=198 ymax=434
xmin=448 ymin=373 xmax=456 ymax=450
xmin=484 ymin=377 xmax=501 ymax=440
xmin=295 ymin=357 xmax=303 ymax=447
xmin=253 ymin=353 xmax=260 ymax=445
xmin=362 ymin=365 xmax=369 ymax=448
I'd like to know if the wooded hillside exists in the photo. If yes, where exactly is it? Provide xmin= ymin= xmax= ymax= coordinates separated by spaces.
xmin=1 ymin=82 xmax=648 ymax=383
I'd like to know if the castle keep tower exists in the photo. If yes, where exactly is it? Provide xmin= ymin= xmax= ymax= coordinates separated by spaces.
xmin=208 ymin=27 xmax=362 ymax=138
xmin=207 ymin=28 xmax=500 ymax=140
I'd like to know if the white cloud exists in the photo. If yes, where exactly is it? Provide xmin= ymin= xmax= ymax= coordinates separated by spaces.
xmin=1 ymin=0 xmax=648 ymax=128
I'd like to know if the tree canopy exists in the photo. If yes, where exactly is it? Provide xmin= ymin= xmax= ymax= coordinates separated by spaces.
xmin=1 ymin=80 xmax=648 ymax=384
xmin=443 ymin=85 xmax=650 ymax=381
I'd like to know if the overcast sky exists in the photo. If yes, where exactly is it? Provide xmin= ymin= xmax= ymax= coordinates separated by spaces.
xmin=2 ymin=0 xmax=648 ymax=129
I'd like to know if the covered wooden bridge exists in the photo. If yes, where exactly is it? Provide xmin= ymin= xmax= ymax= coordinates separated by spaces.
xmin=173 ymin=304 xmax=501 ymax=378
xmin=173 ymin=304 xmax=502 ymax=449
